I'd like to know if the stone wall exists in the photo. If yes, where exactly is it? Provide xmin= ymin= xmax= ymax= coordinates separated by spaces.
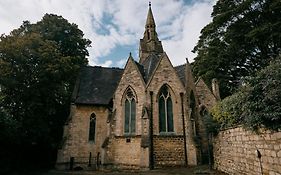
xmin=113 ymin=58 xmax=146 ymax=136
xmin=213 ymin=126 xmax=281 ymax=175
xmin=153 ymin=135 xmax=185 ymax=167
xmin=146 ymin=54 xmax=185 ymax=135
xmin=105 ymin=136 xmax=142 ymax=169
xmin=56 ymin=105 xmax=108 ymax=170
xmin=195 ymin=78 xmax=217 ymax=110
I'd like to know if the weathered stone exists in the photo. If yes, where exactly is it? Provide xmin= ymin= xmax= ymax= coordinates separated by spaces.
xmin=214 ymin=126 xmax=281 ymax=175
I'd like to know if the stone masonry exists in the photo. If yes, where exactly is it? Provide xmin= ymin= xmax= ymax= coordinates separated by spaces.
xmin=213 ymin=126 xmax=281 ymax=175
xmin=153 ymin=136 xmax=185 ymax=167
xmin=56 ymin=105 xmax=109 ymax=169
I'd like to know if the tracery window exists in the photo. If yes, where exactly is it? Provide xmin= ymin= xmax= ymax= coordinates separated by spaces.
xmin=124 ymin=88 xmax=136 ymax=134
xmin=89 ymin=113 xmax=96 ymax=142
xmin=159 ymin=85 xmax=174 ymax=133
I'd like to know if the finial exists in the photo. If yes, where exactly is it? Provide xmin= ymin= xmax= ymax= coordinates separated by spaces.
xmin=149 ymin=1 xmax=151 ymax=7
xmin=129 ymin=52 xmax=132 ymax=57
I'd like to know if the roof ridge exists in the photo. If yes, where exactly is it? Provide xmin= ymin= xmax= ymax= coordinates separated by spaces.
xmin=174 ymin=63 xmax=186 ymax=68
xmin=83 ymin=65 xmax=124 ymax=70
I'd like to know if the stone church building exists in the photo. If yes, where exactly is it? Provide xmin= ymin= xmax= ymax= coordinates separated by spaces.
xmin=57 ymin=4 xmax=220 ymax=170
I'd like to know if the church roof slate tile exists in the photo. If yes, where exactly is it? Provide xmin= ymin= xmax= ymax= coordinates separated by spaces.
xmin=72 ymin=62 xmax=187 ymax=105
xmin=73 ymin=66 xmax=123 ymax=105
xmin=142 ymin=53 xmax=161 ymax=82
xmin=72 ymin=62 xmax=188 ymax=105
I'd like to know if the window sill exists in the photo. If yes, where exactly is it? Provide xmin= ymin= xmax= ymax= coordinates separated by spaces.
xmin=123 ymin=133 xmax=136 ymax=137
xmin=88 ymin=141 xmax=96 ymax=144
xmin=159 ymin=132 xmax=176 ymax=136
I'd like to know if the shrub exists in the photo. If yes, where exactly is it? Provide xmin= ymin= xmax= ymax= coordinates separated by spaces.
xmin=211 ymin=55 xmax=281 ymax=131
xmin=211 ymin=88 xmax=248 ymax=129
xmin=242 ymin=57 xmax=281 ymax=130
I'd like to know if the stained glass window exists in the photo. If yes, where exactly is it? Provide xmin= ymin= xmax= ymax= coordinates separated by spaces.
xmin=89 ymin=113 xmax=96 ymax=141
xmin=124 ymin=88 xmax=136 ymax=134
xmin=158 ymin=85 xmax=174 ymax=133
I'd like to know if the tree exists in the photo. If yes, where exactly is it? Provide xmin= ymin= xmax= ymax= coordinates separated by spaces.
xmin=192 ymin=0 xmax=281 ymax=98
xmin=243 ymin=56 xmax=281 ymax=130
xmin=0 ymin=14 xmax=91 ymax=171
xmin=211 ymin=55 xmax=281 ymax=131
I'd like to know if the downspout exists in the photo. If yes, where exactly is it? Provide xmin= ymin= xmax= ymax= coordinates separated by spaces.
xmin=180 ymin=93 xmax=188 ymax=166
xmin=149 ymin=91 xmax=154 ymax=170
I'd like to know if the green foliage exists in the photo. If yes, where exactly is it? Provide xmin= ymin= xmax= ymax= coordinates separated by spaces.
xmin=242 ymin=57 xmax=281 ymax=130
xmin=192 ymin=0 xmax=281 ymax=98
xmin=0 ymin=14 xmax=91 ymax=171
xmin=211 ymin=88 xmax=248 ymax=129
xmin=211 ymin=56 xmax=281 ymax=131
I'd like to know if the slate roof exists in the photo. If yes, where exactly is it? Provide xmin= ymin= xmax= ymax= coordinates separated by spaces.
xmin=142 ymin=53 xmax=161 ymax=82
xmin=174 ymin=64 xmax=186 ymax=86
xmin=72 ymin=66 xmax=123 ymax=105
xmin=134 ymin=61 xmax=146 ymax=80
xmin=72 ymin=58 xmax=187 ymax=105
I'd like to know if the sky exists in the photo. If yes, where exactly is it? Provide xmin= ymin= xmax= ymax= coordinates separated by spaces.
xmin=0 ymin=0 xmax=215 ymax=68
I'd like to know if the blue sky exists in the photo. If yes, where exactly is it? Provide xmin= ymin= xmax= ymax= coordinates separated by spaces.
xmin=0 ymin=0 xmax=215 ymax=68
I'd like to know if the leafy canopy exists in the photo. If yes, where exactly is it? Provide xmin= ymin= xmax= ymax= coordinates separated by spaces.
xmin=192 ymin=0 xmax=281 ymax=98
xmin=0 ymin=14 xmax=91 ymax=170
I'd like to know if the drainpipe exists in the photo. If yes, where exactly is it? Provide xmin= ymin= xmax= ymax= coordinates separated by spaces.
xmin=149 ymin=91 xmax=154 ymax=170
xmin=180 ymin=93 xmax=188 ymax=166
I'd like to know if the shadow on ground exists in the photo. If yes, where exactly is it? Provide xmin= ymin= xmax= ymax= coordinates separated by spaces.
xmin=40 ymin=165 xmax=227 ymax=175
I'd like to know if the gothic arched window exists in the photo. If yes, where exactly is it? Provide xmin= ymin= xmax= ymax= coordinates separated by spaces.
xmin=159 ymin=85 xmax=174 ymax=133
xmin=124 ymin=88 xmax=136 ymax=134
xmin=89 ymin=113 xmax=96 ymax=142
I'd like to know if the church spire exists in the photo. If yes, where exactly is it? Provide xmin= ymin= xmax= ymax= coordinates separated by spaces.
xmin=145 ymin=2 xmax=156 ymax=30
xmin=139 ymin=2 xmax=164 ymax=64
xmin=144 ymin=2 xmax=157 ymax=41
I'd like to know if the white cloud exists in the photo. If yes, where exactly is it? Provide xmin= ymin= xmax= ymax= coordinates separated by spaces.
xmin=99 ymin=60 xmax=113 ymax=67
xmin=0 ymin=0 xmax=215 ymax=67
xmin=161 ymin=1 xmax=215 ymax=65
xmin=116 ymin=59 xmax=127 ymax=68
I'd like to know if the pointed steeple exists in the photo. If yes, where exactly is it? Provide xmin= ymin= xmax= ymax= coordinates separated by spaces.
xmin=143 ymin=2 xmax=157 ymax=41
xmin=145 ymin=2 xmax=156 ymax=29
xmin=139 ymin=2 xmax=164 ymax=64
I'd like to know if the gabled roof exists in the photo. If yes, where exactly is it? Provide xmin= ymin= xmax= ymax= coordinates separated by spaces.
xmin=195 ymin=77 xmax=217 ymax=109
xmin=72 ymin=60 xmax=189 ymax=105
xmin=73 ymin=66 xmax=123 ymax=105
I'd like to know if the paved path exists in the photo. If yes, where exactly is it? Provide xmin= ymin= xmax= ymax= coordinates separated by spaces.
xmin=43 ymin=166 xmax=227 ymax=175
